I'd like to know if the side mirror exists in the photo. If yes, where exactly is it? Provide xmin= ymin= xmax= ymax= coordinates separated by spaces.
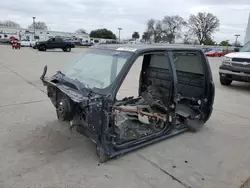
xmin=234 ymin=48 xmax=240 ymax=52
xmin=40 ymin=65 xmax=48 ymax=81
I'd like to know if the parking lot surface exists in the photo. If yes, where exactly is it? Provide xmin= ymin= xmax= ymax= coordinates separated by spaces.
xmin=1 ymin=45 xmax=250 ymax=188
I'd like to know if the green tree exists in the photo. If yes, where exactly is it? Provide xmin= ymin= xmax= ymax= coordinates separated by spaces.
xmin=162 ymin=15 xmax=186 ymax=43
xmin=28 ymin=21 xmax=48 ymax=30
xmin=146 ymin=19 xmax=163 ymax=43
xmin=188 ymin=12 xmax=220 ymax=44
xmin=161 ymin=33 xmax=175 ymax=43
xmin=220 ymin=40 xmax=230 ymax=46
xmin=90 ymin=28 xmax=116 ymax=39
xmin=142 ymin=32 xmax=150 ymax=42
xmin=0 ymin=20 xmax=20 ymax=28
xmin=203 ymin=38 xmax=216 ymax=45
xmin=76 ymin=28 xmax=88 ymax=34
xmin=182 ymin=32 xmax=192 ymax=44
xmin=132 ymin=32 xmax=140 ymax=40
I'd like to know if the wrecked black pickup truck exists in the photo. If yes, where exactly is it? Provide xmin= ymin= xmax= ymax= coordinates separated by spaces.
xmin=40 ymin=44 xmax=215 ymax=162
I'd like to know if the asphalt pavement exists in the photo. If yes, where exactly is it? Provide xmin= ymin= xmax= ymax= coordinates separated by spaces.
xmin=0 ymin=45 xmax=250 ymax=188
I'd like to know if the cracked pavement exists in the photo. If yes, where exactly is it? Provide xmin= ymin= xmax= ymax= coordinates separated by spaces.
xmin=0 ymin=46 xmax=250 ymax=188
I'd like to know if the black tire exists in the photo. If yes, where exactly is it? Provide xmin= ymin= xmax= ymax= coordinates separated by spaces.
xmin=188 ymin=126 xmax=197 ymax=132
xmin=220 ymin=75 xmax=232 ymax=85
xmin=39 ymin=45 xmax=47 ymax=51
xmin=56 ymin=95 xmax=75 ymax=121
xmin=185 ymin=119 xmax=204 ymax=133
xmin=187 ymin=124 xmax=199 ymax=133
xmin=96 ymin=145 xmax=109 ymax=163
xmin=63 ymin=46 xmax=71 ymax=52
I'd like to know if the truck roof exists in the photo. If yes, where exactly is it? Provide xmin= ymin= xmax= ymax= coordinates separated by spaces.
xmin=90 ymin=44 xmax=202 ymax=53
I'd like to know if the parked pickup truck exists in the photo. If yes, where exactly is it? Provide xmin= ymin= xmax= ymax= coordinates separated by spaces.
xmin=219 ymin=42 xmax=250 ymax=85
xmin=36 ymin=37 xmax=75 ymax=52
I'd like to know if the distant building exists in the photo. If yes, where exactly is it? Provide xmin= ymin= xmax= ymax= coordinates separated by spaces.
xmin=0 ymin=26 xmax=89 ymax=42
xmin=89 ymin=38 xmax=117 ymax=44
xmin=244 ymin=13 xmax=250 ymax=44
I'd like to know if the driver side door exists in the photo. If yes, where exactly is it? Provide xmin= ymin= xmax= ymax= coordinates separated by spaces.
xmin=47 ymin=38 xmax=56 ymax=49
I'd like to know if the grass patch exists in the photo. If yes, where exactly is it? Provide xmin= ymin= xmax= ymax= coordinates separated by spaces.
xmin=75 ymin=45 xmax=89 ymax=48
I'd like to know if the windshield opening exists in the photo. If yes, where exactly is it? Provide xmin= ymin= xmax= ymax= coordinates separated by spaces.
xmin=240 ymin=42 xmax=250 ymax=52
xmin=63 ymin=49 xmax=132 ymax=89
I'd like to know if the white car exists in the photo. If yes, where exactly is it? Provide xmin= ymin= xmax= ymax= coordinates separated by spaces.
xmin=20 ymin=39 xmax=36 ymax=47
xmin=20 ymin=39 xmax=30 ymax=47
xmin=30 ymin=40 xmax=36 ymax=47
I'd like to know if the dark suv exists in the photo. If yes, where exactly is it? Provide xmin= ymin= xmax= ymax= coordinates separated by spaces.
xmin=36 ymin=37 xmax=75 ymax=52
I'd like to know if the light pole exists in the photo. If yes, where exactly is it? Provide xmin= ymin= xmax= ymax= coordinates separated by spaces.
xmin=234 ymin=34 xmax=240 ymax=46
xmin=118 ymin=28 xmax=122 ymax=43
xmin=33 ymin=17 xmax=36 ymax=39
xmin=184 ymin=34 xmax=188 ymax=44
xmin=226 ymin=39 xmax=229 ymax=53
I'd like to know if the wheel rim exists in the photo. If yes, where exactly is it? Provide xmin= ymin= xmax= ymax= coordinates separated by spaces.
xmin=57 ymin=101 xmax=65 ymax=120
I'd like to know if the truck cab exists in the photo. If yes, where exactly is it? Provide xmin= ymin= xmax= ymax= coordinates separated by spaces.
xmin=40 ymin=44 xmax=215 ymax=162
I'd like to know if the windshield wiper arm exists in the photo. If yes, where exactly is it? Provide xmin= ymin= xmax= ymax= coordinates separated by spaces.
xmin=56 ymin=71 xmax=65 ymax=77
xmin=40 ymin=65 xmax=48 ymax=80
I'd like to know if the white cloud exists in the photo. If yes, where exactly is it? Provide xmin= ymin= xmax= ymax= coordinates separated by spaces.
xmin=0 ymin=0 xmax=249 ymax=43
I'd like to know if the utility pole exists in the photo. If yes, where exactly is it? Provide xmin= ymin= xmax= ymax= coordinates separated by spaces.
xmin=226 ymin=39 xmax=229 ymax=53
xmin=234 ymin=34 xmax=240 ymax=46
xmin=118 ymin=28 xmax=122 ymax=43
xmin=33 ymin=17 xmax=36 ymax=39
xmin=184 ymin=34 xmax=188 ymax=44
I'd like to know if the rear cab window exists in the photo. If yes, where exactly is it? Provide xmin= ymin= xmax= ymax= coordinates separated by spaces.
xmin=173 ymin=51 xmax=205 ymax=98
xmin=55 ymin=38 xmax=63 ymax=42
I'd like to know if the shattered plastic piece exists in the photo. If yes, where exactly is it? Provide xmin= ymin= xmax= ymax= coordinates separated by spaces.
xmin=138 ymin=114 xmax=150 ymax=124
